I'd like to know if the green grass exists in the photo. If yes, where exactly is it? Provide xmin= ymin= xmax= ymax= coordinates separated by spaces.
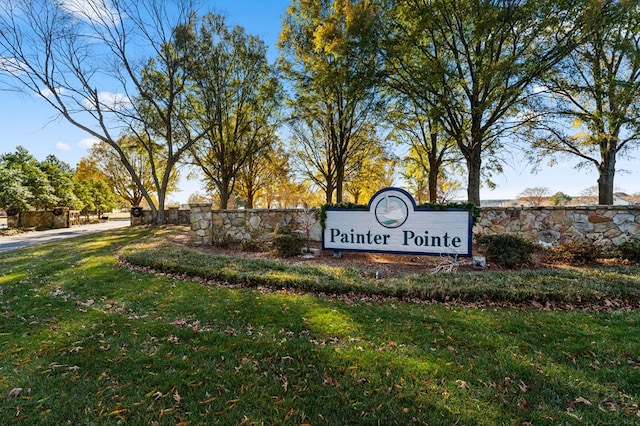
xmin=1 ymin=226 xmax=639 ymax=425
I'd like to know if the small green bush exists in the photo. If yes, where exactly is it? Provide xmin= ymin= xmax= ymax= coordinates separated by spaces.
xmin=272 ymin=225 xmax=304 ymax=257
xmin=617 ymin=238 xmax=640 ymax=263
xmin=475 ymin=234 xmax=538 ymax=268
xmin=547 ymin=240 xmax=604 ymax=264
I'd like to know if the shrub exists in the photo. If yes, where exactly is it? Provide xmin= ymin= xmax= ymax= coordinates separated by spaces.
xmin=546 ymin=240 xmax=604 ymax=265
xmin=272 ymin=225 xmax=304 ymax=257
xmin=241 ymin=239 xmax=263 ymax=252
xmin=617 ymin=238 xmax=640 ymax=263
xmin=475 ymin=234 xmax=538 ymax=268
xmin=213 ymin=235 xmax=234 ymax=249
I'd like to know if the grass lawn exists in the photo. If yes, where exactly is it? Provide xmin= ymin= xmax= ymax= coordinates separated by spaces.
xmin=1 ymin=226 xmax=639 ymax=425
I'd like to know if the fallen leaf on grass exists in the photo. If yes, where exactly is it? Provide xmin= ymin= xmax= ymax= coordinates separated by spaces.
xmin=199 ymin=396 xmax=217 ymax=405
xmin=518 ymin=381 xmax=528 ymax=393
xmin=456 ymin=380 xmax=469 ymax=390
xmin=574 ymin=396 xmax=592 ymax=406
xmin=7 ymin=388 xmax=22 ymax=398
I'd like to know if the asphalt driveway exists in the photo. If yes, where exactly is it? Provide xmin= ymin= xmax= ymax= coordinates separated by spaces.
xmin=0 ymin=219 xmax=131 ymax=253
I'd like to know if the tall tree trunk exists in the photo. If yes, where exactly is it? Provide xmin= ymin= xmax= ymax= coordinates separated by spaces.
xmin=428 ymin=167 xmax=438 ymax=203
xmin=156 ymin=191 xmax=166 ymax=224
xmin=598 ymin=146 xmax=616 ymax=205
xmin=219 ymin=180 xmax=232 ymax=209
xmin=335 ymin=167 xmax=345 ymax=204
xmin=427 ymin=132 xmax=440 ymax=203
xmin=465 ymin=147 xmax=482 ymax=206
xmin=246 ymin=183 xmax=255 ymax=209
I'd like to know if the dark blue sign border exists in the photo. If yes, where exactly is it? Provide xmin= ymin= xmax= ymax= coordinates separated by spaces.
xmin=321 ymin=187 xmax=473 ymax=257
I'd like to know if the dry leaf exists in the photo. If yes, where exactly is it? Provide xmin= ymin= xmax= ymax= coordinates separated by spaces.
xmin=7 ymin=388 xmax=22 ymax=398
xmin=575 ymin=396 xmax=592 ymax=406
xmin=518 ymin=381 xmax=528 ymax=393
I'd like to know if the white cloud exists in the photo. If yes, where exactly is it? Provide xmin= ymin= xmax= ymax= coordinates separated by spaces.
xmin=0 ymin=56 xmax=25 ymax=75
xmin=40 ymin=87 xmax=65 ymax=98
xmin=56 ymin=142 xmax=71 ymax=151
xmin=58 ymin=0 xmax=119 ymax=24
xmin=82 ymin=91 xmax=131 ymax=111
xmin=78 ymin=138 xmax=98 ymax=149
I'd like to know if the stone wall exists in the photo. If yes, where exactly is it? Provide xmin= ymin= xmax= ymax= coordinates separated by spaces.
xmin=130 ymin=207 xmax=190 ymax=226
xmin=125 ymin=205 xmax=640 ymax=248
xmin=474 ymin=205 xmax=640 ymax=246
xmin=190 ymin=204 xmax=213 ymax=246
xmin=187 ymin=204 xmax=322 ymax=246
xmin=15 ymin=208 xmax=76 ymax=229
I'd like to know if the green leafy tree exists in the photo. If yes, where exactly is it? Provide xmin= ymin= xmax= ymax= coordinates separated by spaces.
xmin=0 ymin=163 xmax=31 ymax=214
xmin=279 ymin=0 xmax=386 ymax=203
xmin=183 ymin=14 xmax=283 ymax=209
xmin=75 ymin=178 xmax=117 ymax=218
xmin=380 ymin=0 xmax=590 ymax=205
xmin=39 ymin=155 xmax=80 ymax=209
xmin=0 ymin=146 xmax=57 ymax=211
xmin=528 ymin=1 xmax=640 ymax=205
xmin=550 ymin=191 xmax=573 ymax=206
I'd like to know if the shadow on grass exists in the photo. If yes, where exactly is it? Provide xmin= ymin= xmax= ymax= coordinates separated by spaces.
xmin=1 ymin=227 xmax=639 ymax=424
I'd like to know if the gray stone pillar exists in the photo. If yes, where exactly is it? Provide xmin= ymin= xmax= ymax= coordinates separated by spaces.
xmin=190 ymin=203 xmax=213 ymax=246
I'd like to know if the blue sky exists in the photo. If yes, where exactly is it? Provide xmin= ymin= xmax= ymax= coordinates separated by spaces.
xmin=0 ymin=0 xmax=638 ymax=204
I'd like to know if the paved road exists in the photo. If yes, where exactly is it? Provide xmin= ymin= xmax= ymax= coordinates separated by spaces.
xmin=0 ymin=219 xmax=131 ymax=253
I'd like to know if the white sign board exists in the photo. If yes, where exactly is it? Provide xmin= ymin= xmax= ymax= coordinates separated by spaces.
xmin=322 ymin=188 xmax=472 ymax=257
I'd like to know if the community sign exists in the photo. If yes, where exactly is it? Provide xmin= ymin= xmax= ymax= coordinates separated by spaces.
xmin=322 ymin=187 xmax=473 ymax=257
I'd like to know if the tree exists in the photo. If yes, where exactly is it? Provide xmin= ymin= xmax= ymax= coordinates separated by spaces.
xmin=79 ymin=138 xmax=177 ymax=207
xmin=279 ymin=0 xmax=386 ymax=203
xmin=402 ymin=145 xmax=463 ymax=204
xmin=550 ymin=191 xmax=573 ymax=206
xmin=184 ymin=14 xmax=283 ymax=209
xmin=528 ymin=1 xmax=640 ymax=205
xmin=0 ymin=146 xmax=57 ymax=211
xmin=380 ymin=0 xmax=590 ymax=205
xmin=237 ymin=142 xmax=290 ymax=209
xmin=517 ymin=187 xmax=551 ymax=207
xmin=75 ymin=178 xmax=117 ymax=218
xmin=39 ymin=155 xmax=81 ymax=209
xmin=0 ymin=0 xmax=204 ymax=223
xmin=343 ymin=139 xmax=397 ymax=204
xmin=187 ymin=192 xmax=209 ymax=205
xmin=389 ymin=98 xmax=460 ymax=203
xmin=0 ymin=163 xmax=31 ymax=214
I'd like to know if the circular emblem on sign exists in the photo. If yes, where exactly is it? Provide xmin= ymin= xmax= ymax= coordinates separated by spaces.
xmin=374 ymin=195 xmax=408 ymax=228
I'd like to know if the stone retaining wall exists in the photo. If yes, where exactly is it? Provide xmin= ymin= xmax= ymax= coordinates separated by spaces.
xmin=130 ymin=207 xmax=190 ymax=226
xmin=473 ymin=205 xmax=640 ymax=246
xmin=129 ymin=204 xmax=640 ymax=248
xmin=189 ymin=204 xmax=321 ymax=246
xmin=190 ymin=204 xmax=213 ymax=246
xmin=15 ymin=208 xmax=76 ymax=229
